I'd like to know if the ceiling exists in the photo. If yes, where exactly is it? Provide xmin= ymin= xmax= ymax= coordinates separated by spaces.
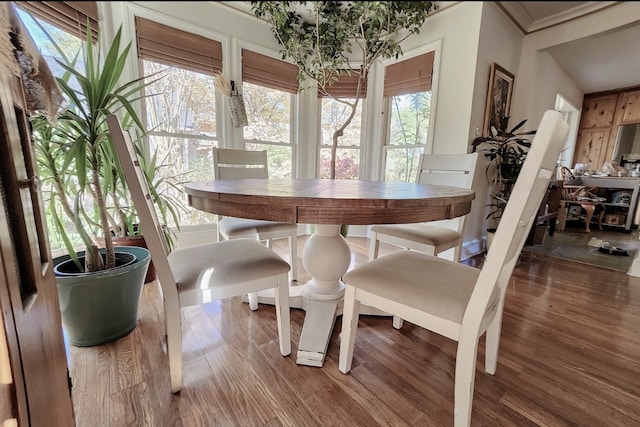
xmin=224 ymin=1 xmax=638 ymax=94
xmin=499 ymin=1 xmax=640 ymax=94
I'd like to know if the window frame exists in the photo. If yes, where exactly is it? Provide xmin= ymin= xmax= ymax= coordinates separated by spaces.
xmin=239 ymin=45 xmax=299 ymax=179
xmin=317 ymin=95 xmax=367 ymax=180
xmin=132 ymin=12 xmax=229 ymax=227
xmin=316 ymin=65 xmax=368 ymax=180
xmin=380 ymin=42 xmax=441 ymax=182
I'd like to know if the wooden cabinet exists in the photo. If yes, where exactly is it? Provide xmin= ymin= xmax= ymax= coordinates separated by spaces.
xmin=573 ymin=93 xmax=619 ymax=171
xmin=573 ymin=87 xmax=640 ymax=171
xmin=619 ymin=89 xmax=640 ymax=125
xmin=573 ymin=126 xmax=612 ymax=170
xmin=580 ymin=94 xmax=618 ymax=128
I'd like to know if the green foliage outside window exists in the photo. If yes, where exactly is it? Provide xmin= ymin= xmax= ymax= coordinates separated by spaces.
xmin=252 ymin=1 xmax=437 ymax=179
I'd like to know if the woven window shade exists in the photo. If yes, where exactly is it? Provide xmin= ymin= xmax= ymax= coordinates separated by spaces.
xmin=318 ymin=71 xmax=367 ymax=99
xmin=135 ymin=16 xmax=222 ymax=75
xmin=18 ymin=1 xmax=99 ymax=41
xmin=242 ymin=49 xmax=298 ymax=94
xmin=383 ymin=51 xmax=435 ymax=97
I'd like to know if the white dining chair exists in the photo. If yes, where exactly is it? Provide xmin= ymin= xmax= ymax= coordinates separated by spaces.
xmin=369 ymin=152 xmax=479 ymax=263
xmin=370 ymin=152 xmax=479 ymax=329
xmin=107 ymin=115 xmax=292 ymax=393
xmin=338 ymin=110 xmax=569 ymax=427
xmin=212 ymin=147 xmax=298 ymax=307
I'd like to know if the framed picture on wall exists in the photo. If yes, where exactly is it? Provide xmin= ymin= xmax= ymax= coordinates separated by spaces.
xmin=483 ymin=63 xmax=515 ymax=136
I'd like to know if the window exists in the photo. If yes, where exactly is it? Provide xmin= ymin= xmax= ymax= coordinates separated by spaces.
xmin=382 ymin=51 xmax=435 ymax=182
xmin=319 ymin=98 xmax=363 ymax=179
xmin=318 ymin=72 xmax=366 ymax=180
xmin=16 ymin=1 xmax=99 ymax=41
xmin=16 ymin=3 xmax=92 ymax=251
xmin=242 ymin=49 xmax=297 ymax=178
xmin=15 ymin=3 xmax=89 ymax=82
xmin=136 ymin=17 xmax=223 ymax=226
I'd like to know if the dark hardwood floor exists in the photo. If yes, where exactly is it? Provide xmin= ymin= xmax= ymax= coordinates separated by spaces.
xmin=66 ymin=235 xmax=640 ymax=426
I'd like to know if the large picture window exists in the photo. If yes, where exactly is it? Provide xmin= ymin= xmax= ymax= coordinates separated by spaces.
xmin=318 ymin=72 xmax=366 ymax=180
xmin=15 ymin=3 xmax=93 ymax=251
xmin=136 ymin=17 xmax=223 ymax=226
xmin=319 ymin=98 xmax=363 ymax=180
xmin=242 ymin=49 xmax=297 ymax=178
xmin=382 ymin=51 xmax=435 ymax=182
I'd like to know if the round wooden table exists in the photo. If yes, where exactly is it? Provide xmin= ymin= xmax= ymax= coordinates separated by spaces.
xmin=185 ymin=178 xmax=475 ymax=366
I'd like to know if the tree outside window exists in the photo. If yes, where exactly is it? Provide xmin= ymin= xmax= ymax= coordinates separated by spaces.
xmin=243 ymin=82 xmax=293 ymax=178
xmin=384 ymin=91 xmax=432 ymax=182
xmin=142 ymin=61 xmax=220 ymax=226
xmin=319 ymin=97 xmax=362 ymax=179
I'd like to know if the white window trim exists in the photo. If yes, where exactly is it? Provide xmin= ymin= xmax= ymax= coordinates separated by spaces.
xmin=368 ymin=39 xmax=442 ymax=181
xmin=235 ymin=39 xmax=299 ymax=177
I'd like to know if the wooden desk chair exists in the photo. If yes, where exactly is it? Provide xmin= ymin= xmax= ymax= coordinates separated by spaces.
xmin=369 ymin=152 xmax=479 ymax=264
xmin=107 ymin=115 xmax=291 ymax=393
xmin=212 ymin=147 xmax=299 ymax=307
xmin=338 ymin=110 xmax=569 ymax=427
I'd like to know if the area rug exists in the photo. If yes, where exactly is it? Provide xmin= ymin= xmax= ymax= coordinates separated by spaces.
xmin=522 ymin=228 xmax=640 ymax=273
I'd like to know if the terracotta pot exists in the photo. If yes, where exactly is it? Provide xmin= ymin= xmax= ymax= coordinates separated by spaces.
xmin=95 ymin=235 xmax=156 ymax=283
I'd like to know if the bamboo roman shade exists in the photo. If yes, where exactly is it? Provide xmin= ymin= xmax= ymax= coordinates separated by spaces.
xmin=383 ymin=51 xmax=435 ymax=97
xmin=318 ymin=71 xmax=367 ymax=99
xmin=135 ymin=16 xmax=222 ymax=75
xmin=17 ymin=1 xmax=99 ymax=41
xmin=242 ymin=49 xmax=298 ymax=94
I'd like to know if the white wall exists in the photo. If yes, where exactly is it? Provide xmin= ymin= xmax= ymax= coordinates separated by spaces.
xmin=461 ymin=2 xmax=524 ymax=251
xmin=405 ymin=2 xmax=483 ymax=156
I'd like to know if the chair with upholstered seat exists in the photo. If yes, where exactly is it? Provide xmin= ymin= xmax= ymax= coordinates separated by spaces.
xmin=369 ymin=152 xmax=479 ymax=264
xmin=212 ymin=147 xmax=298 ymax=300
xmin=370 ymin=152 xmax=479 ymax=329
xmin=107 ymin=115 xmax=292 ymax=394
xmin=339 ymin=110 xmax=569 ymax=427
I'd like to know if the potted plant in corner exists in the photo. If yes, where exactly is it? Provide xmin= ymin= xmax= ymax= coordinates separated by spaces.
xmin=472 ymin=116 xmax=536 ymax=248
xmin=29 ymin=23 xmax=161 ymax=347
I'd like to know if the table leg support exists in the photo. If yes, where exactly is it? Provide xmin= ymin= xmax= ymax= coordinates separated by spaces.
xmin=296 ymin=300 xmax=338 ymax=366
xmin=295 ymin=224 xmax=350 ymax=366
xmin=246 ymin=224 xmax=391 ymax=367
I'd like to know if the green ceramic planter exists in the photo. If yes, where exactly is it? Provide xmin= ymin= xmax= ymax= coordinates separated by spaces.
xmin=53 ymin=246 xmax=151 ymax=347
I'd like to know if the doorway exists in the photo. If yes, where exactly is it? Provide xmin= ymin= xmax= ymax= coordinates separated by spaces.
xmin=525 ymin=95 xmax=640 ymax=273
xmin=554 ymin=93 xmax=581 ymax=169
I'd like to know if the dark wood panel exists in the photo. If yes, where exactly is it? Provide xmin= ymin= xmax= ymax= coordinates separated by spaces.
xmin=187 ymin=197 xmax=297 ymax=223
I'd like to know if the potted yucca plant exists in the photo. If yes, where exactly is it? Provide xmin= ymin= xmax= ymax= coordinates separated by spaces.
xmin=29 ymin=22 xmax=165 ymax=346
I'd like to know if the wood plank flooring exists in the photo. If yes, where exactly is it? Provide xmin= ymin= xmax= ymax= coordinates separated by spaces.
xmin=66 ymin=235 xmax=640 ymax=426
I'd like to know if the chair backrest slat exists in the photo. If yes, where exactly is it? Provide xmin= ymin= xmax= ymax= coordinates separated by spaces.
xmin=106 ymin=115 xmax=178 ymax=295
xmin=213 ymin=147 xmax=269 ymax=180
xmin=416 ymin=153 xmax=478 ymax=189
xmin=463 ymin=110 xmax=569 ymax=329
xmin=414 ymin=152 xmax=479 ymax=231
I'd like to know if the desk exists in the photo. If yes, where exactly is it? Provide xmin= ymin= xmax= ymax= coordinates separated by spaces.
xmin=557 ymin=176 xmax=640 ymax=233
xmin=184 ymin=179 xmax=475 ymax=366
